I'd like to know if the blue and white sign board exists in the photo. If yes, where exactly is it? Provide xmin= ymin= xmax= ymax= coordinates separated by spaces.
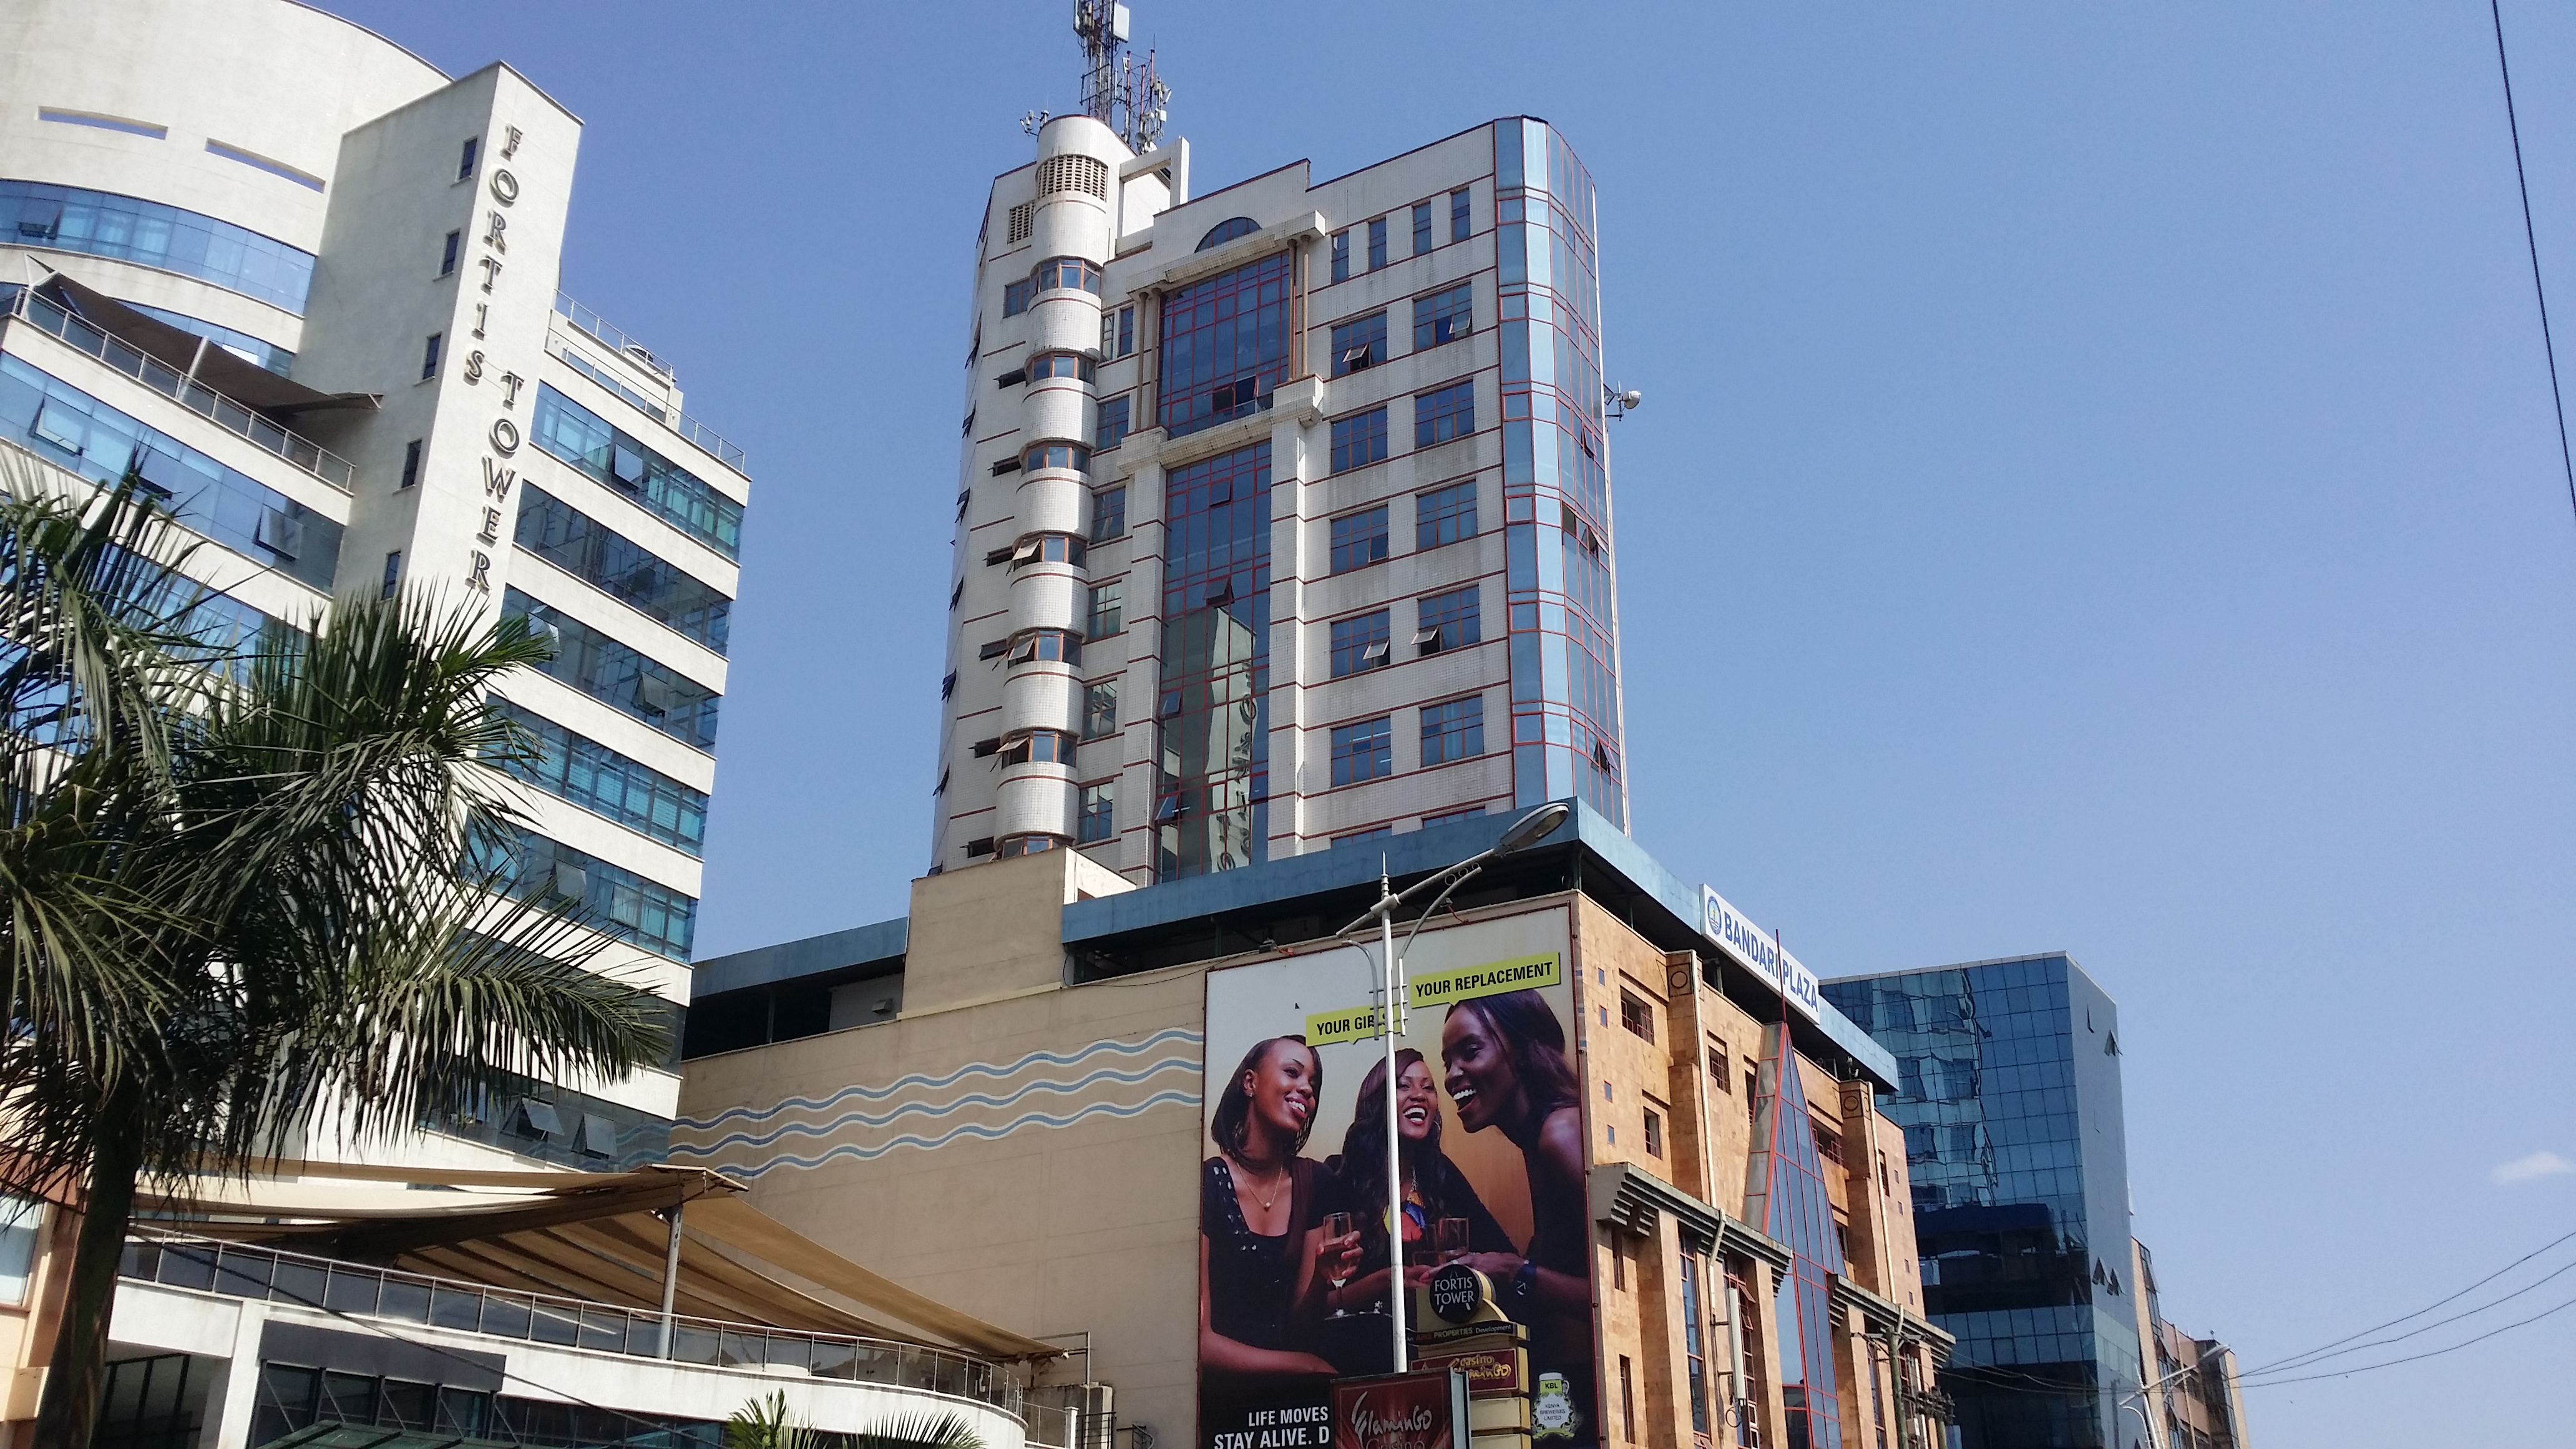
xmin=1697 ymin=886 xmax=1822 ymax=1023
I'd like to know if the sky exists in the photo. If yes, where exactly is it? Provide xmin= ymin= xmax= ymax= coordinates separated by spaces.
xmin=320 ymin=4 xmax=2576 ymax=1443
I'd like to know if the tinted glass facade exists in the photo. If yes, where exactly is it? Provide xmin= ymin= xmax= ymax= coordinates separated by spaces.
xmin=1158 ymin=253 xmax=1292 ymax=438
xmin=1821 ymin=955 xmax=2137 ymax=1449
xmin=1494 ymin=119 xmax=1624 ymax=826
xmin=1745 ymin=1024 xmax=1847 ymax=1449
xmin=1153 ymin=442 xmax=1270 ymax=877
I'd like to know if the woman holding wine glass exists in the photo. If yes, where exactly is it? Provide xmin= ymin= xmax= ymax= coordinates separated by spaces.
xmin=1199 ymin=1035 xmax=1353 ymax=1405
xmin=1440 ymin=991 xmax=1599 ymax=1449
xmin=1319 ymin=1048 xmax=1515 ymax=1323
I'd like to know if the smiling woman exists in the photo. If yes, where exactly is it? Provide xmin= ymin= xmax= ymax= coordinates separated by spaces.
xmin=1199 ymin=1037 xmax=1342 ymax=1427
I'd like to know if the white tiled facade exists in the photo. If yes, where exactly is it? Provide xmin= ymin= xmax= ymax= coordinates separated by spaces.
xmin=0 ymin=0 xmax=748 ymax=1161
xmin=935 ymin=115 xmax=1628 ymax=882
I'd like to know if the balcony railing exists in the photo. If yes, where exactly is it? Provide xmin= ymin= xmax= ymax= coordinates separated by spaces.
xmin=120 ymin=1234 xmax=1023 ymax=1420
xmin=551 ymin=292 xmax=747 ymax=474
xmin=0 ymin=286 xmax=355 ymax=491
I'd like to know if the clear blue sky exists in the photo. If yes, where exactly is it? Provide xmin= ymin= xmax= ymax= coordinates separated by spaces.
xmin=324 ymin=4 xmax=2576 ymax=1443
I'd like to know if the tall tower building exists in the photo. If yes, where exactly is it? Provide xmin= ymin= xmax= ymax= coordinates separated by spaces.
xmin=0 ymin=0 xmax=748 ymax=1168
xmin=932 ymin=104 xmax=1629 ymax=879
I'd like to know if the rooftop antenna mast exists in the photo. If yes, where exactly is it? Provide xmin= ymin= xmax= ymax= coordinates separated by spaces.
xmin=1073 ymin=1 xmax=1169 ymax=152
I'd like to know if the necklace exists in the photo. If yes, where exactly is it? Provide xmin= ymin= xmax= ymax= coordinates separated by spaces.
xmin=1228 ymin=1150 xmax=1290 ymax=1211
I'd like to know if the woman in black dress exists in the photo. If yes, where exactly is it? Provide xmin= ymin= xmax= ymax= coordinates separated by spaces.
xmin=1200 ymin=1035 xmax=1344 ymax=1404
xmin=1321 ymin=1047 xmax=1513 ymax=1325
xmin=1442 ymin=990 xmax=1599 ymax=1449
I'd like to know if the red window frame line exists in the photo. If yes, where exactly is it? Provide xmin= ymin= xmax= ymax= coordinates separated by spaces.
xmin=1307 ymin=255 xmax=1499 ymax=334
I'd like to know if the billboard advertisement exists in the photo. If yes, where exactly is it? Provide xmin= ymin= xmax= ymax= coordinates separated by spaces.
xmin=1198 ymin=909 xmax=1596 ymax=1449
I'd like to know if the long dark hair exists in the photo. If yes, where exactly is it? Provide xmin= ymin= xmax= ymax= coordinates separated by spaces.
xmin=1448 ymin=990 xmax=1581 ymax=1116
xmin=1211 ymin=1035 xmax=1319 ymax=1156
xmin=1336 ymin=1048 xmax=1435 ymax=1235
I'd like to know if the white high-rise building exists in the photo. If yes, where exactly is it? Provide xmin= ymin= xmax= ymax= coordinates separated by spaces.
xmin=0 ymin=0 xmax=747 ymax=1169
xmin=932 ymin=99 xmax=1629 ymax=881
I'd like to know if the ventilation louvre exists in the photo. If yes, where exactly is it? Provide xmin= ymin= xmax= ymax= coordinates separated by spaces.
xmin=1036 ymin=154 xmax=1110 ymax=201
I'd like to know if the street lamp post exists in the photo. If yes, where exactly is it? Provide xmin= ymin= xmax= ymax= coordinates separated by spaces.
xmin=2117 ymin=1345 xmax=2225 ymax=1449
xmin=1335 ymin=800 xmax=1573 ymax=1374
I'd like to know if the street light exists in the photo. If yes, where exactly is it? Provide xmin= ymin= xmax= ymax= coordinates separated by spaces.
xmin=1335 ymin=800 xmax=1574 ymax=1372
xmin=2117 ymin=1344 xmax=2225 ymax=1449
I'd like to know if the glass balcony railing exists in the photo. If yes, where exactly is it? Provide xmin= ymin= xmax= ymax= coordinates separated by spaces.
xmin=0 ymin=286 xmax=354 ymax=491
xmin=550 ymin=293 xmax=747 ymax=475
xmin=120 ymin=1234 xmax=1024 ymax=1420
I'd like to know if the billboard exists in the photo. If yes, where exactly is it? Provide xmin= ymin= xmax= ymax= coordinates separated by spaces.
xmin=1198 ymin=910 xmax=1597 ymax=1449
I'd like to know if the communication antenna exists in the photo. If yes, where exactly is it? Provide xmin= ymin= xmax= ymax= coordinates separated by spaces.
xmin=1072 ymin=0 xmax=1171 ymax=152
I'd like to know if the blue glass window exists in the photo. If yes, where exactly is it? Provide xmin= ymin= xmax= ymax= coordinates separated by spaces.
xmin=1416 ymin=481 xmax=1477 ymax=550
xmin=470 ymin=826 xmax=695 ymax=962
xmin=124 ymin=303 xmax=293 ymax=374
xmin=1414 ymin=283 xmax=1472 ymax=350
xmin=1158 ymin=252 xmax=1292 ymax=438
xmin=1451 ymin=188 xmax=1472 ymax=243
xmin=1032 ymin=256 xmax=1102 ymax=295
xmin=1101 ymin=304 xmax=1136 ymax=358
xmin=1156 ymin=444 xmax=1272 ymax=879
xmin=0 ymin=355 xmax=340 ymax=589
xmin=1330 ymin=408 xmax=1388 ymax=474
xmin=496 ymin=701 xmax=708 ymax=856
xmin=1329 ymin=610 xmax=1390 ymax=678
xmin=1417 ymin=585 xmax=1480 ymax=650
xmin=1029 ymin=352 xmax=1095 ymax=381
xmin=1423 ymin=806 xmax=1486 ymax=827
xmin=1078 ymin=781 xmax=1115 ymax=842
xmin=514 ymin=487 xmax=731 ymax=652
xmin=1090 ymin=485 xmax=1126 ymax=542
xmin=1366 ymin=218 xmax=1387 ymax=271
xmin=0 ymin=180 xmax=315 ymax=311
xmin=1330 ymin=716 xmax=1392 ymax=785
xmin=1329 ymin=508 xmax=1388 ymax=574
xmin=1420 ymin=695 xmax=1484 ymax=766
xmin=1197 ymin=217 xmax=1260 ymax=251
xmin=1331 ymin=231 xmax=1350 ymax=283
xmin=1082 ymin=679 xmax=1118 ymax=739
xmin=1331 ymin=311 xmax=1387 ymax=376
xmin=1003 ymin=279 xmax=1033 ymax=316
xmin=1412 ymin=202 xmax=1433 ymax=256
xmin=1086 ymin=581 xmax=1123 ymax=639
xmin=501 ymin=587 xmax=718 ymax=750
xmin=530 ymin=384 xmax=743 ymax=559
xmin=1095 ymin=393 xmax=1131 ymax=451
xmin=1415 ymin=380 xmax=1475 ymax=447
xmin=1023 ymin=442 xmax=1091 ymax=473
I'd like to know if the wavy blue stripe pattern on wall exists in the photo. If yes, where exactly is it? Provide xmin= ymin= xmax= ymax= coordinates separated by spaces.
xmin=668 ymin=1030 xmax=1203 ymax=1177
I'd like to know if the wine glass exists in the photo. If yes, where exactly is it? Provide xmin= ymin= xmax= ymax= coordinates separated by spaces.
xmin=1436 ymin=1216 xmax=1469 ymax=1264
xmin=1324 ymin=1212 xmax=1355 ymax=1316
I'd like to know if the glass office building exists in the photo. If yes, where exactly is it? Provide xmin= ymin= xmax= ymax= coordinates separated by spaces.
xmin=1822 ymin=955 xmax=2142 ymax=1449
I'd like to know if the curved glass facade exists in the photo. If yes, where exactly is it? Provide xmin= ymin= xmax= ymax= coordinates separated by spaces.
xmin=0 ymin=180 xmax=315 ymax=313
xmin=0 ymin=354 xmax=340 ymax=590
xmin=124 ymin=303 xmax=294 ymax=374
xmin=1493 ymin=120 xmax=1624 ymax=826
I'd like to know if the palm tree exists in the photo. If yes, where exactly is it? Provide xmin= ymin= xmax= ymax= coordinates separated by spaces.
xmin=726 ymin=1392 xmax=990 ymax=1449
xmin=0 ymin=448 xmax=670 ymax=1447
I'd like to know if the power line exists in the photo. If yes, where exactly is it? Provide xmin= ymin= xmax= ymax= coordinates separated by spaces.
xmin=2237 ymin=1290 xmax=2576 ymax=1390
xmin=2238 ymin=1252 xmax=2576 ymax=1379
xmin=2233 ymin=1223 xmax=2576 ymax=1376
xmin=2490 ymin=0 xmax=2576 ymax=529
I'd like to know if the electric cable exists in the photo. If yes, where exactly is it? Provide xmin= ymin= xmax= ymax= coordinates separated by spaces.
xmin=2489 ymin=0 xmax=2576 ymax=529
xmin=2232 ymin=1222 xmax=2576 ymax=1375
xmin=2235 ymin=1289 xmax=2576 ymax=1389
xmin=2235 ymin=1251 xmax=2576 ymax=1378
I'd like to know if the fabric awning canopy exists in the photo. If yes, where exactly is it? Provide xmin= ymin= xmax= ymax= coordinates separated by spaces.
xmin=137 ymin=1160 xmax=1060 ymax=1361
xmin=31 ymin=272 xmax=380 ymax=419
